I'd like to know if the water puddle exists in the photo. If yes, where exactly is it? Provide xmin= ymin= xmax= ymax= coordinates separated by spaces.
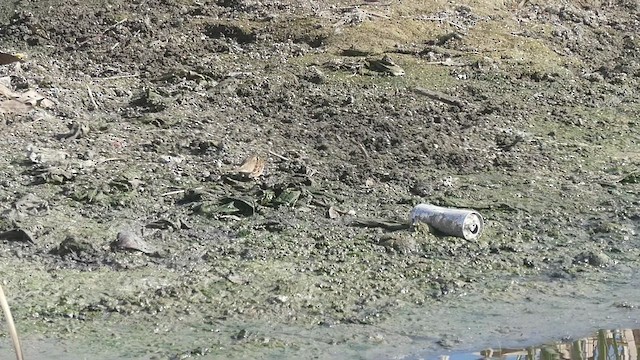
xmin=0 ymin=276 xmax=636 ymax=359
xmin=442 ymin=329 xmax=640 ymax=360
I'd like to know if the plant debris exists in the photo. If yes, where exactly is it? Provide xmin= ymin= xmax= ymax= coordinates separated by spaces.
xmin=0 ymin=52 xmax=23 ymax=65
xmin=0 ymin=228 xmax=35 ymax=243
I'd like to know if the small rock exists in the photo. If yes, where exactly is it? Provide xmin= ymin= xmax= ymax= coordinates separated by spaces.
xmin=573 ymin=251 xmax=610 ymax=267
xmin=327 ymin=206 xmax=341 ymax=219
xmin=304 ymin=66 xmax=326 ymax=84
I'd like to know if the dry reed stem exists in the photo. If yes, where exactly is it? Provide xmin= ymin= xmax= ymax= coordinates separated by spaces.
xmin=0 ymin=284 xmax=23 ymax=360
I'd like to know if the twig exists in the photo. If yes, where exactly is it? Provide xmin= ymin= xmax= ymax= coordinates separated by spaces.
xmin=353 ymin=141 xmax=369 ymax=158
xmin=0 ymin=284 xmax=23 ymax=360
xmin=161 ymin=189 xmax=186 ymax=197
xmin=416 ymin=16 xmax=464 ymax=29
xmin=413 ymin=87 xmax=467 ymax=108
xmin=87 ymin=85 xmax=98 ymax=111
xmin=103 ymin=18 xmax=128 ymax=34
xmin=94 ymin=157 xmax=125 ymax=166
xmin=268 ymin=150 xmax=291 ymax=162
xmin=74 ymin=18 xmax=128 ymax=50
xmin=97 ymin=73 xmax=140 ymax=81
xmin=426 ymin=59 xmax=466 ymax=67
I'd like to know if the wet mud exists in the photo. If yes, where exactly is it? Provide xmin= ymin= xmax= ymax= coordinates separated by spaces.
xmin=0 ymin=0 xmax=638 ymax=358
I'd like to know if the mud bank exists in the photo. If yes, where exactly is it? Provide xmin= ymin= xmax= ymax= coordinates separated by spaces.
xmin=0 ymin=0 xmax=638 ymax=358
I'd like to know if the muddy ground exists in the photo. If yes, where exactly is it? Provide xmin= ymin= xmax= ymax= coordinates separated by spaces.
xmin=0 ymin=0 xmax=638 ymax=358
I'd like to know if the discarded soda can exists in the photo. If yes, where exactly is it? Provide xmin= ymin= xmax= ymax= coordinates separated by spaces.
xmin=409 ymin=204 xmax=484 ymax=241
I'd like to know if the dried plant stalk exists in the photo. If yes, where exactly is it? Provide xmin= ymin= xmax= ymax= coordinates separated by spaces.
xmin=0 ymin=284 xmax=23 ymax=360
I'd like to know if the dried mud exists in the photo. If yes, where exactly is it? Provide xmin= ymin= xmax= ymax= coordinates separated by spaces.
xmin=0 ymin=0 xmax=639 ymax=358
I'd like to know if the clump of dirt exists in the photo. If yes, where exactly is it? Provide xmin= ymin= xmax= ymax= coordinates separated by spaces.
xmin=0 ymin=0 xmax=638 ymax=358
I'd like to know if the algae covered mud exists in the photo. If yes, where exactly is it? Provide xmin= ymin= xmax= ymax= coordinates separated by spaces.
xmin=0 ymin=0 xmax=638 ymax=358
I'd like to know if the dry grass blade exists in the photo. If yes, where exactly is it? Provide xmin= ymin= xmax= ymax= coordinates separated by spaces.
xmin=0 ymin=284 xmax=24 ymax=360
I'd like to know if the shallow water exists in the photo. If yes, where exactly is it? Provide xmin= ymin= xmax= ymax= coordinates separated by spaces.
xmin=3 ymin=281 xmax=637 ymax=360
xmin=441 ymin=329 xmax=640 ymax=360
xmin=391 ymin=273 xmax=640 ymax=360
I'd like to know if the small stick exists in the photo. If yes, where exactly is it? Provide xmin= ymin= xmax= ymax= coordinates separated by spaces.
xmin=99 ymin=157 xmax=124 ymax=163
xmin=161 ymin=189 xmax=185 ymax=197
xmin=354 ymin=141 xmax=369 ymax=158
xmin=417 ymin=16 xmax=464 ymax=29
xmin=103 ymin=18 xmax=128 ymax=34
xmin=413 ymin=87 xmax=467 ymax=108
xmin=0 ymin=284 xmax=23 ymax=360
xmin=268 ymin=151 xmax=291 ymax=162
xmin=98 ymin=73 xmax=140 ymax=81
xmin=426 ymin=60 xmax=465 ymax=67
xmin=87 ymin=85 xmax=98 ymax=110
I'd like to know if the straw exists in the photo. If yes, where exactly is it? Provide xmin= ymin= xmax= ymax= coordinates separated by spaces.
xmin=0 ymin=284 xmax=23 ymax=360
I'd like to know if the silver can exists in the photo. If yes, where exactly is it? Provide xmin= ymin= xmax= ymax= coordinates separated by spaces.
xmin=409 ymin=204 xmax=484 ymax=241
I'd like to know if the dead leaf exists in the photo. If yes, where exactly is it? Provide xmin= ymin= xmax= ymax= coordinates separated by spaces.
xmin=0 ymin=228 xmax=35 ymax=243
xmin=328 ymin=206 xmax=341 ymax=219
xmin=272 ymin=189 xmax=301 ymax=207
xmin=0 ymin=83 xmax=54 ymax=114
xmin=15 ymin=194 xmax=49 ymax=215
xmin=235 ymin=154 xmax=265 ymax=178
xmin=27 ymin=145 xmax=70 ymax=165
xmin=18 ymin=89 xmax=55 ymax=108
xmin=145 ymin=218 xmax=189 ymax=230
xmin=215 ymin=196 xmax=256 ymax=216
xmin=0 ymin=52 xmax=22 ymax=66
xmin=0 ymin=99 xmax=32 ymax=114
xmin=0 ymin=84 xmax=14 ymax=97
xmin=227 ymin=273 xmax=249 ymax=284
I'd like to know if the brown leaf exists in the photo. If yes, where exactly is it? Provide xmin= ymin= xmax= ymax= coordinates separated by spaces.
xmin=0 ymin=52 xmax=21 ymax=66
xmin=18 ymin=89 xmax=55 ymax=108
xmin=235 ymin=154 xmax=265 ymax=178
xmin=0 ymin=99 xmax=32 ymax=114
xmin=0 ymin=84 xmax=54 ymax=114
xmin=0 ymin=228 xmax=35 ymax=243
